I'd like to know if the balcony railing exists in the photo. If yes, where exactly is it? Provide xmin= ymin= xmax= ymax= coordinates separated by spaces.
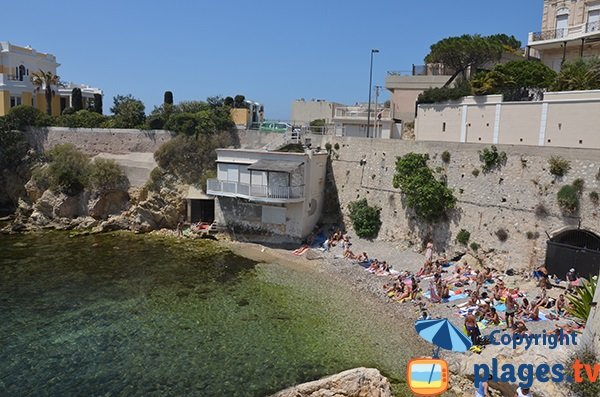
xmin=531 ymin=22 xmax=600 ymax=42
xmin=334 ymin=108 xmax=391 ymax=119
xmin=388 ymin=63 xmax=451 ymax=77
xmin=207 ymin=179 xmax=304 ymax=200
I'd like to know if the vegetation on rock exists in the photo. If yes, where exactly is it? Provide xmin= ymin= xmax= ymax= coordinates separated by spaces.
xmin=548 ymin=156 xmax=571 ymax=177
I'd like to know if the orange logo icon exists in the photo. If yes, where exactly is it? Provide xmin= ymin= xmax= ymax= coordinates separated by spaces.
xmin=407 ymin=358 xmax=449 ymax=396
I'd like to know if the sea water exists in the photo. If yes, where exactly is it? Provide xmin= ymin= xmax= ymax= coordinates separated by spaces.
xmin=0 ymin=232 xmax=426 ymax=396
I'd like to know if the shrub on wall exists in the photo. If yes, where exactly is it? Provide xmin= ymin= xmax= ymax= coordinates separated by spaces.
xmin=393 ymin=153 xmax=457 ymax=222
xmin=479 ymin=145 xmax=507 ymax=172
xmin=6 ymin=105 xmax=52 ymax=130
xmin=469 ymin=242 xmax=480 ymax=251
xmin=456 ymin=229 xmax=470 ymax=245
xmin=471 ymin=168 xmax=480 ymax=177
xmin=495 ymin=228 xmax=508 ymax=242
xmin=565 ymin=345 xmax=600 ymax=397
xmin=548 ymin=156 xmax=571 ymax=177
xmin=43 ymin=144 xmax=91 ymax=195
xmin=347 ymin=198 xmax=381 ymax=239
xmin=572 ymin=178 xmax=585 ymax=194
xmin=557 ymin=185 xmax=580 ymax=214
xmin=590 ymin=191 xmax=599 ymax=205
xmin=441 ymin=150 xmax=451 ymax=163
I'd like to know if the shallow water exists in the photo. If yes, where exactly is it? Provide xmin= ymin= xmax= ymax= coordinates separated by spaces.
xmin=0 ymin=232 xmax=425 ymax=396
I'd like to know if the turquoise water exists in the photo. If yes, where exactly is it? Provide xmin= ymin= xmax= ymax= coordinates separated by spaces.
xmin=0 ymin=232 xmax=425 ymax=396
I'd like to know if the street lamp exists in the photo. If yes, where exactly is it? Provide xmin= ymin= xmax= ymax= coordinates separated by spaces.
xmin=366 ymin=49 xmax=379 ymax=138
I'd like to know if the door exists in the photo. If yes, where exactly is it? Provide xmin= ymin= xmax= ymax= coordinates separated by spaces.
xmin=556 ymin=14 xmax=568 ymax=38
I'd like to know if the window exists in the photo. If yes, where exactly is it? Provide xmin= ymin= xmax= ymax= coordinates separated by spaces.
xmin=18 ymin=65 xmax=25 ymax=81
xmin=588 ymin=9 xmax=600 ymax=32
xmin=10 ymin=96 xmax=22 ymax=108
xmin=556 ymin=8 xmax=569 ymax=38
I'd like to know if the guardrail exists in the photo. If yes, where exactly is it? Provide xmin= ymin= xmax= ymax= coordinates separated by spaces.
xmin=207 ymin=179 xmax=304 ymax=200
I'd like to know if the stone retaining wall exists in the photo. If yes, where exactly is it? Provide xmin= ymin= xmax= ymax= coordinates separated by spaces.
xmin=322 ymin=136 xmax=600 ymax=272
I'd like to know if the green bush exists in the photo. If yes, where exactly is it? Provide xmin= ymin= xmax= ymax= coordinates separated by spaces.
xmin=144 ymin=167 xmax=166 ymax=192
xmin=417 ymin=81 xmax=472 ymax=104
xmin=526 ymin=231 xmax=540 ymax=240
xmin=590 ymin=191 xmax=599 ymax=205
xmin=495 ymin=228 xmax=508 ymax=242
xmin=456 ymin=229 xmax=470 ymax=245
xmin=566 ymin=277 xmax=597 ymax=322
xmin=347 ymin=198 xmax=381 ymax=239
xmin=393 ymin=153 xmax=457 ymax=222
xmin=469 ymin=242 xmax=480 ymax=251
xmin=441 ymin=150 xmax=451 ymax=163
xmin=471 ymin=168 xmax=480 ymax=177
xmin=6 ymin=105 xmax=52 ymax=130
xmin=479 ymin=145 xmax=507 ymax=172
xmin=548 ymin=156 xmax=571 ymax=177
xmin=109 ymin=94 xmax=146 ymax=129
xmin=557 ymin=185 xmax=580 ymax=214
xmin=154 ymin=132 xmax=233 ymax=185
xmin=324 ymin=142 xmax=332 ymax=154
xmin=572 ymin=178 xmax=585 ymax=194
xmin=334 ymin=143 xmax=340 ymax=150
xmin=565 ymin=345 xmax=600 ymax=397
xmin=89 ymin=158 xmax=128 ymax=191
xmin=57 ymin=110 xmax=106 ymax=128
xmin=44 ymin=144 xmax=91 ymax=195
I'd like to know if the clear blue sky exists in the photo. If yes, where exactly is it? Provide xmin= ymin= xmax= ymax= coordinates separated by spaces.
xmin=6 ymin=0 xmax=543 ymax=120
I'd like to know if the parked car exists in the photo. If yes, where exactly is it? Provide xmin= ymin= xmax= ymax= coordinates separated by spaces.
xmin=258 ymin=121 xmax=292 ymax=133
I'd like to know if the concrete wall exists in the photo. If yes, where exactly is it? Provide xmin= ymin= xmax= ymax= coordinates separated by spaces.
xmin=321 ymin=136 xmax=600 ymax=271
xmin=415 ymin=91 xmax=600 ymax=149
xmin=385 ymin=74 xmax=451 ymax=122
xmin=25 ymin=127 xmax=174 ymax=155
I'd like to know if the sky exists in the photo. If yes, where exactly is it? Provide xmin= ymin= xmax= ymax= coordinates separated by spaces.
xmin=5 ymin=0 xmax=544 ymax=120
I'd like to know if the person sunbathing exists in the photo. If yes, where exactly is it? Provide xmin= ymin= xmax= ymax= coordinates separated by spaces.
xmin=356 ymin=252 xmax=369 ymax=262
xmin=486 ymin=307 xmax=501 ymax=325
xmin=513 ymin=320 xmax=528 ymax=336
xmin=410 ymin=276 xmax=420 ymax=300
xmin=438 ymin=281 xmax=450 ymax=299
xmin=376 ymin=261 xmax=391 ymax=275
xmin=367 ymin=260 xmax=380 ymax=273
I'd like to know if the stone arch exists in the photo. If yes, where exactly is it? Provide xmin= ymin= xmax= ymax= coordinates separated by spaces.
xmin=545 ymin=227 xmax=600 ymax=279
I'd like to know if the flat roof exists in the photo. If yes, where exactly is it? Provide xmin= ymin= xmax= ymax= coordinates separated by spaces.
xmin=247 ymin=159 xmax=304 ymax=173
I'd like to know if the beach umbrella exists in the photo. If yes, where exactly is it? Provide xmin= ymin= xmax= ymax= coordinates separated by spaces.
xmin=415 ymin=319 xmax=472 ymax=353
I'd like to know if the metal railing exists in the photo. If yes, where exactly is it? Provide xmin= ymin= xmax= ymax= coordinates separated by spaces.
xmin=387 ymin=64 xmax=450 ymax=77
xmin=5 ymin=74 xmax=25 ymax=81
xmin=207 ymin=179 xmax=304 ymax=200
xmin=531 ymin=22 xmax=600 ymax=42
xmin=334 ymin=108 xmax=391 ymax=119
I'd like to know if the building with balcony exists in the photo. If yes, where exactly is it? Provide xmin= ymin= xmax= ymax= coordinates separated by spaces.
xmin=0 ymin=41 xmax=103 ymax=117
xmin=528 ymin=0 xmax=600 ymax=71
xmin=291 ymin=99 xmax=344 ymax=127
xmin=206 ymin=148 xmax=328 ymax=239
xmin=0 ymin=41 xmax=60 ymax=116
xmin=332 ymin=105 xmax=399 ymax=139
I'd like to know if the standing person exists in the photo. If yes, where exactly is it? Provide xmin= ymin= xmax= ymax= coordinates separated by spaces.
xmin=566 ymin=268 xmax=578 ymax=291
xmin=505 ymin=295 xmax=518 ymax=330
xmin=424 ymin=242 xmax=434 ymax=263
xmin=465 ymin=313 xmax=481 ymax=345
xmin=515 ymin=386 xmax=532 ymax=397
xmin=475 ymin=374 xmax=492 ymax=397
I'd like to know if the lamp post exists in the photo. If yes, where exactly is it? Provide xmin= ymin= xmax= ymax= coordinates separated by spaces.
xmin=366 ymin=49 xmax=379 ymax=138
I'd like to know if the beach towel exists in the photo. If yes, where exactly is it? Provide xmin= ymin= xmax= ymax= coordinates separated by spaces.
xmin=443 ymin=293 xmax=468 ymax=303
xmin=524 ymin=312 xmax=548 ymax=322
xmin=494 ymin=303 xmax=507 ymax=312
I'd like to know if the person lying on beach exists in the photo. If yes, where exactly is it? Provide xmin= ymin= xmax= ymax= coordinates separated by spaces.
xmin=367 ymin=260 xmax=380 ymax=273
xmin=376 ymin=261 xmax=391 ymax=275
xmin=410 ymin=276 xmax=420 ymax=300
xmin=356 ymin=252 xmax=369 ymax=262
xmin=528 ymin=304 xmax=540 ymax=321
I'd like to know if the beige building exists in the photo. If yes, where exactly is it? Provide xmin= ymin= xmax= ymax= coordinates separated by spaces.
xmin=528 ymin=0 xmax=600 ymax=70
xmin=385 ymin=68 xmax=452 ymax=123
xmin=291 ymin=99 xmax=343 ymax=126
xmin=415 ymin=90 xmax=600 ymax=149
xmin=206 ymin=148 xmax=328 ymax=239
xmin=332 ymin=105 xmax=399 ymax=139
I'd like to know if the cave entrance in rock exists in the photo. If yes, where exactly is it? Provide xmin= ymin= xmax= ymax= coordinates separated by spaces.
xmin=188 ymin=199 xmax=214 ymax=224
xmin=545 ymin=228 xmax=600 ymax=279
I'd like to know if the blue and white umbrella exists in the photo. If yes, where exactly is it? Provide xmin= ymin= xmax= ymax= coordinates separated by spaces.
xmin=415 ymin=318 xmax=472 ymax=353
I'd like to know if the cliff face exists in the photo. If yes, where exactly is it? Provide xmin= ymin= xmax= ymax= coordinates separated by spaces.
xmin=322 ymin=137 xmax=600 ymax=273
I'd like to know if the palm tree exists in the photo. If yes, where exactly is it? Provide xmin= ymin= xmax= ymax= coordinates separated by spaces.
xmin=30 ymin=70 xmax=60 ymax=115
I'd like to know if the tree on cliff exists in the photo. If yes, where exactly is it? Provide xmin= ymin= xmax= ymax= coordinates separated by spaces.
xmin=30 ymin=70 xmax=61 ymax=116
xmin=71 ymin=88 xmax=83 ymax=111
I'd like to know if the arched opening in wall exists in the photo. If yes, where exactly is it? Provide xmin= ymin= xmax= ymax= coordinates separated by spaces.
xmin=545 ymin=228 xmax=600 ymax=279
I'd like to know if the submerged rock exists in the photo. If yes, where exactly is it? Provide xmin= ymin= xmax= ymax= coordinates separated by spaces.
xmin=270 ymin=367 xmax=392 ymax=397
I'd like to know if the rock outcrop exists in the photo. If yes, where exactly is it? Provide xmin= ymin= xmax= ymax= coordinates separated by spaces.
xmin=270 ymin=367 xmax=392 ymax=397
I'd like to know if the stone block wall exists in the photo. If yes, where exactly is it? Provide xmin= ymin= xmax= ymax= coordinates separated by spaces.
xmin=322 ymin=136 xmax=600 ymax=271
